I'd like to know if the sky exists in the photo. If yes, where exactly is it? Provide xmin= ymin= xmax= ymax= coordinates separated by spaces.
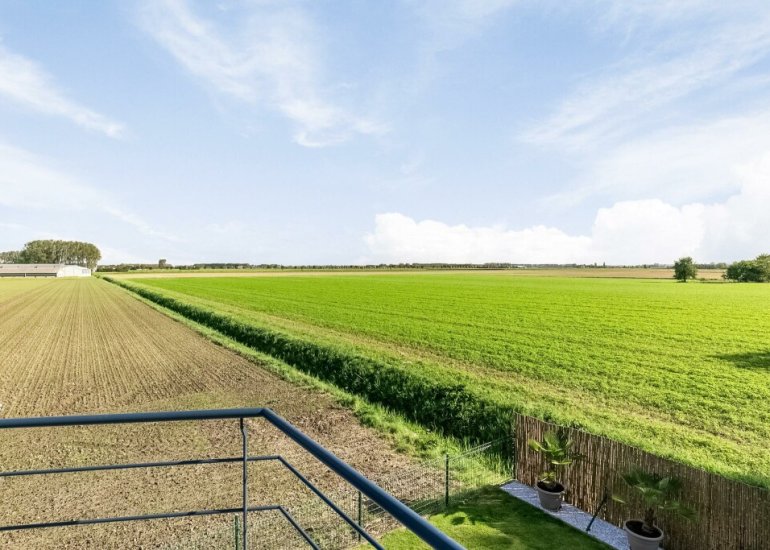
xmin=1 ymin=0 xmax=770 ymax=265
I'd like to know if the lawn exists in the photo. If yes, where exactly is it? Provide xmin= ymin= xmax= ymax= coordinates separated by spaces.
xmin=379 ymin=486 xmax=609 ymax=549
xmin=123 ymin=273 xmax=770 ymax=487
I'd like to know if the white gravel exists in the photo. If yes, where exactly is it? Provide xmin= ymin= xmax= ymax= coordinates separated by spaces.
xmin=501 ymin=481 xmax=631 ymax=549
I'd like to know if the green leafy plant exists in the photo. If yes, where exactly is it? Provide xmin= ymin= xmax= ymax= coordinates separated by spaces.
xmin=527 ymin=431 xmax=582 ymax=490
xmin=613 ymin=469 xmax=697 ymax=536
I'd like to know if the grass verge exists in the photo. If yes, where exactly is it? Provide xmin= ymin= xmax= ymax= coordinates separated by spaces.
xmin=103 ymin=276 xmax=513 ymax=447
xmin=107 ymin=277 xmax=467 ymax=461
xmin=377 ymin=486 xmax=610 ymax=549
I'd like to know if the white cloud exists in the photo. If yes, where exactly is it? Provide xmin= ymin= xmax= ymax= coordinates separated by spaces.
xmin=0 ymin=143 xmax=177 ymax=241
xmin=139 ymin=0 xmax=384 ymax=147
xmin=365 ymin=154 xmax=770 ymax=264
xmin=589 ymin=200 xmax=707 ymax=265
xmin=0 ymin=42 xmax=123 ymax=138
xmin=364 ymin=213 xmax=591 ymax=264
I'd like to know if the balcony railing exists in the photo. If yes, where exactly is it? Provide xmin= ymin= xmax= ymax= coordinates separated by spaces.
xmin=0 ymin=408 xmax=464 ymax=549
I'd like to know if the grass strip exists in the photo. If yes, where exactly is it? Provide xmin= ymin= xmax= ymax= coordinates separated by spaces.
xmin=103 ymin=277 xmax=511 ymax=449
xmin=104 ymin=276 xmax=511 ymax=443
xmin=104 ymin=276 xmax=512 ymax=444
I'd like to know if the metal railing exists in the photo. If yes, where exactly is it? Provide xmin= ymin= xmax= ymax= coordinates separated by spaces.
xmin=0 ymin=408 xmax=464 ymax=549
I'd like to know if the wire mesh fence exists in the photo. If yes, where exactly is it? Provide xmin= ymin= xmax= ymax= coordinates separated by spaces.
xmin=344 ymin=438 xmax=513 ymax=548
xmin=169 ymin=436 xmax=514 ymax=550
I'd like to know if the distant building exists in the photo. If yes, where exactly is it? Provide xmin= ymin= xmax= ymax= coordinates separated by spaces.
xmin=0 ymin=264 xmax=92 ymax=278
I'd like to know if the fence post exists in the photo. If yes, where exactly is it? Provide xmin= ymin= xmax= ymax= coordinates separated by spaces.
xmin=357 ymin=491 xmax=363 ymax=541
xmin=444 ymin=454 xmax=450 ymax=509
xmin=234 ymin=515 xmax=241 ymax=550
xmin=511 ymin=414 xmax=518 ymax=480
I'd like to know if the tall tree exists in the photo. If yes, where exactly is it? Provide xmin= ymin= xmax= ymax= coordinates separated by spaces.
xmin=673 ymin=257 xmax=697 ymax=282
xmin=15 ymin=240 xmax=102 ymax=270
xmin=756 ymin=254 xmax=770 ymax=281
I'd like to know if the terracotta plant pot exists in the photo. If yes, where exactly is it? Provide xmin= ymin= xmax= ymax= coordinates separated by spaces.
xmin=624 ymin=519 xmax=664 ymax=550
xmin=535 ymin=480 xmax=564 ymax=512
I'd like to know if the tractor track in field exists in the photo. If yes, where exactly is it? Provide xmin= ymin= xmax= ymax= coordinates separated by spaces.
xmin=0 ymin=278 xmax=418 ymax=549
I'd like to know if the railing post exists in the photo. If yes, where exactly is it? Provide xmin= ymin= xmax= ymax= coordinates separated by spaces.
xmin=357 ymin=491 xmax=363 ymax=541
xmin=444 ymin=454 xmax=450 ymax=509
xmin=240 ymin=418 xmax=248 ymax=548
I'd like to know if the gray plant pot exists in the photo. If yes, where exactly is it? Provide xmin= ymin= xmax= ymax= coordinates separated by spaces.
xmin=535 ymin=481 xmax=564 ymax=512
xmin=624 ymin=519 xmax=663 ymax=550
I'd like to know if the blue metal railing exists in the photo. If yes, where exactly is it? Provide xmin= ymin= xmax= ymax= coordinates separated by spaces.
xmin=0 ymin=408 xmax=464 ymax=549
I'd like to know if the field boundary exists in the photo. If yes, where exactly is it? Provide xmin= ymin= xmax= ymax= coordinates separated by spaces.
xmin=515 ymin=414 xmax=770 ymax=550
xmin=103 ymin=277 xmax=514 ymax=444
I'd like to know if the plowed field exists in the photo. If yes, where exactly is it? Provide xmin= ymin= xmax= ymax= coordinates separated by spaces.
xmin=0 ymin=278 xmax=414 ymax=548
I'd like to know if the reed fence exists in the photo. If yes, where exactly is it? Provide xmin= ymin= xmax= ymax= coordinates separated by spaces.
xmin=514 ymin=414 xmax=770 ymax=550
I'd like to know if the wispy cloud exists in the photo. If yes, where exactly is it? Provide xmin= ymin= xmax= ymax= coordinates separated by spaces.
xmin=411 ymin=0 xmax=519 ymax=36
xmin=139 ymin=0 xmax=385 ymax=147
xmin=524 ymin=14 xmax=770 ymax=150
xmin=544 ymin=109 xmax=770 ymax=208
xmin=0 ymin=41 xmax=123 ymax=138
xmin=0 ymin=143 xmax=177 ymax=241
xmin=404 ymin=0 xmax=519 ymax=91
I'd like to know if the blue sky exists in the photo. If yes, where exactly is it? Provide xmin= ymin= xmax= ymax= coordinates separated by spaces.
xmin=1 ymin=1 xmax=769 ymax=265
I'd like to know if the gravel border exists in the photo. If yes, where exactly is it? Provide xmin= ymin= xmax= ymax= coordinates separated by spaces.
xmin=501 ymin=481 xmax=631 ymax=549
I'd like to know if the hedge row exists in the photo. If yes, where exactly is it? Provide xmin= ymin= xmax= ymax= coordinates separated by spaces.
xmin=105 ymin=277 xmax=513 ymax=444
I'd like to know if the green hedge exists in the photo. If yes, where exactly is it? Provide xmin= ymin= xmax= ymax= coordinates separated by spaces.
xmin=105 ymin=277 xmax=513 ymax=444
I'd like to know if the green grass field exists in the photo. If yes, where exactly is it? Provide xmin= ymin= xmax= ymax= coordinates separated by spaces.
xmin=124 ymin=272 xmax=770 ymax=487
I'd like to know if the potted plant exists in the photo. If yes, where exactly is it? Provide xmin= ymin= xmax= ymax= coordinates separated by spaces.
xmin=527 ymin=430 xmax=582 ymax=511
xmin=613 ymin=469 xmax=696 ymax=550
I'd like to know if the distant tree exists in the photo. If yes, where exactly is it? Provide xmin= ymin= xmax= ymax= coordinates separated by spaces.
xmin=0 ymin=250 xmax=23 ymax=263
xmin=673 ymin=257 xmax=698 ymax=282
xmin=757 ymin=254 xmax=770 ymax=280
xmin=158 ymin=259 xmax=167 ymax=268
xmin=725 ymin=254 xmax=770 ymax=282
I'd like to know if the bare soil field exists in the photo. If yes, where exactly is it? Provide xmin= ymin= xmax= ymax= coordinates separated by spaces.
xmin=105 ymin=267 xmax=726 ymax=280
xmin=0 ymin=278 xmax=414 ymax=548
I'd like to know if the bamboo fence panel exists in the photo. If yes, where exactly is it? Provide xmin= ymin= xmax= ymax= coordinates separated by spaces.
xmin=514 ymin=414 xmax=770 ymax=550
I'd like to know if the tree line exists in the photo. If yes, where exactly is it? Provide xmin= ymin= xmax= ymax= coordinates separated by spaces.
xmin=724 ymin=254 xmax=770 ymax=282
xmin=98 ymin=262 xmax=678 ymax=272
xmin=674 ymin=254 xmax=769 ymax=282
xmin=0 ymin=240 xmax=101 ymax=270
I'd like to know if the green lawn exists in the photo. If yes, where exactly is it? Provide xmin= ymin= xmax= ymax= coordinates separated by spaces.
xmin=125 ymin=273 xmax=770 ymax=486
xmin=378 ymin=486 xmax=609 ymax=549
